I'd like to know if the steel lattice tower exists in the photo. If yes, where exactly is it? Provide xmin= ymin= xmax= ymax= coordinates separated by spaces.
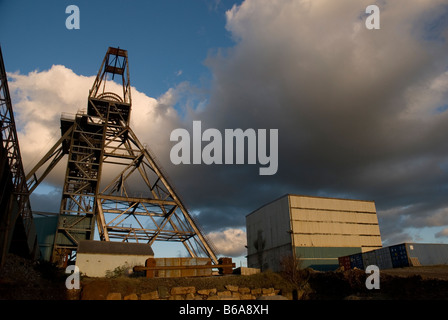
xmin=0 ymin=46 xmax=38 ymax=266
xmin=26 ymin=47 xmax=218 ymax=266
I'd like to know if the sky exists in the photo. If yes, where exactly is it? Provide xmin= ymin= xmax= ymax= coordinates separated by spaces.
xmin=1 ymin=0 xmax=448 ymax=264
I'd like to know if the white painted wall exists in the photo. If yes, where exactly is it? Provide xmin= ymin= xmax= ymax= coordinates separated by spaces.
xmin=76 ymin=253 xmax=150 ymax=277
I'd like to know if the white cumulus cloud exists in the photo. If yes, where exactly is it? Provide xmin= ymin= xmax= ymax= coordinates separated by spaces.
xmin=206 ymin=228 xmax=247 ymax=257
xmin=8 ymin=64 xmax=183 ymax=200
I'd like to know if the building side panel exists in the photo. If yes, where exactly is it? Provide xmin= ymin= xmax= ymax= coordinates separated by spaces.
xmin=247 ymin=244 xmax=292 ymax=272
xmin=296 ymin=246 xmax=362 ymax=259
xmin=357 ymin=224 xmax=381 ymax=235
xmin=292 ymin=221 xmax=381 ymax=236
xmin=359 ymin=235 xmax=382 ymax=248
xmin=292 ymin=209 xmax=358 ymax=223
xmin=355 ymin=212 xmax=380 ymax=224
xmin=294 ymin=234 xmax=362 ymax=247
xmin=289 ymin=195 xmax=376 ymax=212
xmin=291 ymin=208 xmax=379 ymax=224
xmin=246 ymin=196 xmax=291 ymax=262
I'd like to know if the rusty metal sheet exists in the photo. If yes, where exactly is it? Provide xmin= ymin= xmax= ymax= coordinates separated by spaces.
xmin=149 ymin=257 xmax=213 ymax=278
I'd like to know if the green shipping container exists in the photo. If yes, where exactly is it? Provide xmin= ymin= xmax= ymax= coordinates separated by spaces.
xmin=33 ymin=213 xmax=58 ymax=261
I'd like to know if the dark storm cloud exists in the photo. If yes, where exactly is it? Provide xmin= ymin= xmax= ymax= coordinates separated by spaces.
xmin=29 ymin=189 xmax=61 ymax=213
xmin=167 ymin=0 xmax=448 ymax=244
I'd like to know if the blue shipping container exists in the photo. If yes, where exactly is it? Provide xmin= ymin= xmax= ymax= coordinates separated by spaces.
xmin=389 ymin=244 xmax=409 ymax=268
xmin=350 ymin=253 xmax=364 ymax=269
xmin=374 ymin=247 xmax=393 ymax=270
xmin=362 ymin=250 xmax=377 ymax=268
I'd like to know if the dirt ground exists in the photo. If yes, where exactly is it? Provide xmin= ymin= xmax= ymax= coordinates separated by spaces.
xmin=307 ymin=266 xmax=448 ymax=300
xmin=381 ymin=265 xmax=448 ymax=280
xmin=1 ymin=254 xmax=447 ymax=300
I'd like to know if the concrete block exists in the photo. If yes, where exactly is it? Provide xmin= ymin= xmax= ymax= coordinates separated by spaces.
xmin=233 ymin=267 xmax=260 ymax=275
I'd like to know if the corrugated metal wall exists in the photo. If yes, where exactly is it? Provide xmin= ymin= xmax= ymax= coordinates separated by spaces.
xmin=289 ymin=195 xmax=376 ymax=212
xmin=406 ymin=243 xmax=448 ymax=266
xmin=290 ymin=195 xmax=382 ymax=251
xmin=374 ymin=247 xmax=393 ymax=270
xmin=246 ymin=194 xmax=383 ymax=271
xmin=33 ymin=213 xmax=58 ymax=261
xmin=149 ymin=257 xmax=212 ymax=278
xmin=246 ymin=195 xmax=292 ymax=271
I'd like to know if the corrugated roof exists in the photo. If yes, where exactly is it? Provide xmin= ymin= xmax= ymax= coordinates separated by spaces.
xmin=77 ymin=240 xmax=154 ymax=256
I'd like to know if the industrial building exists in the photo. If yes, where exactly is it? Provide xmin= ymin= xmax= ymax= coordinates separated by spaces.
xmin=246 ymin=194 xmax=382 ymax=271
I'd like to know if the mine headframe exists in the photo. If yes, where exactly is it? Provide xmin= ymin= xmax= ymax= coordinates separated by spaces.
xmin=0 ymin=46 xmax=39 ymax=267
xmin=25 ymin=47 xmax=218 ymax=267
